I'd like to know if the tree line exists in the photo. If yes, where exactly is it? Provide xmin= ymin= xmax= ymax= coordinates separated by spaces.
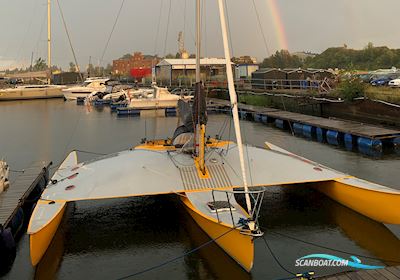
xmin=260 ymin=43 xmax=400 ymax=70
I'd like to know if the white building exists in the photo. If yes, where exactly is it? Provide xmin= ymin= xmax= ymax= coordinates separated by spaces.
xmin=155 ymin=58 xmax=232 ymax=86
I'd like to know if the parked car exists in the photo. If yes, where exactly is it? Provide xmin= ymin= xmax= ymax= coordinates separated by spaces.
xmin=388 ymin=78 xmax=400 ymax=87
xmin=370 ymin=75 xmax=398 ymax=86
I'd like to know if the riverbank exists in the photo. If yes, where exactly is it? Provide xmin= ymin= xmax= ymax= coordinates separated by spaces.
xmin=209 ymin=89 xmax=400 ymax=127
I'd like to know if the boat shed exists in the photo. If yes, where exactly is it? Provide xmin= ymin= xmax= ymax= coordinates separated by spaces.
xmin=235 ymin=64 xmax=259 ymax=79
xmin=251 ymin=68 xmax=287 ymax=89
xmin=251 ymin=68 xmax=287 ymax=80
xmin=155 ymin=58 xmax=231 ymax=86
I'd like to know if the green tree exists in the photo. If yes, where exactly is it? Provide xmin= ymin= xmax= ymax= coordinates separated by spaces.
xmin=69 ymin=62 xmax=76 ymax=72
xmin=33 ymin=57 xmax=47 ymax=71
xmin=260 ymin=50 xmax=302 ymax=69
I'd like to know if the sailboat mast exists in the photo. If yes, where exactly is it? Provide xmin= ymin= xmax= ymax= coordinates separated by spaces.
xmin=47 ymin=0 xmax=51 ymax=84
xmin=217 ymin=0 xmax=252 ymax=213
xmin=195 ymin=0 xmax=206 ymax=174
xmin=195 ymin=0 xmax=201 ymax=83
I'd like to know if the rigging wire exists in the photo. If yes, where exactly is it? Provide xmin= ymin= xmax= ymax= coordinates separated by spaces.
xmin=261 ymin=235 xmax=297 ymax=277
xmin=34 ymin=8 xmax=48 ymax=63
xmin=100 ymin=0 xmax=126 ymax=66
xmin=153 ymin=0 xmax=163 ymax=55
xmin=224 ymin=0 xmax=234 ymax=56
xmin=251 ymin=0 xmax=271 ymax=57
xmin=163 ymin=0 xmax=173 ymax=56
xmin=12 ymin=0 xmax=39 ymax=69
xmin=183 ymin=0 xmax=187 ymax=49
xmin=56 ymin=0 xmax=83 ymax=81
xmin=115 ymin=226 xmax=237 ymax=280
xmin=49 ymin=149 xmax=107 ymax=171
xmin=202 ymin=0 xmax=207 ymax=56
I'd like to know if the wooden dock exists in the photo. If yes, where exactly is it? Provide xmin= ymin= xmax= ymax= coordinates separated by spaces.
xmin=319 ymin=266 xmax=400 ymax=279
xmin=207 ymin=98 xmax=400 ymax=141
xmin=0 ymin=161 xmax=49 ymax=228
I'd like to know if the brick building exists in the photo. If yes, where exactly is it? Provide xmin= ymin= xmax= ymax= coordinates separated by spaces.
xmin=112 ymin=52 xmax=159 ymax=77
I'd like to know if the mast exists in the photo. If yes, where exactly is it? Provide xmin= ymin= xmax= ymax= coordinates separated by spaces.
xmin=195 ymin=0 xmax=201 ymax=83
xmin=195 ymin=0 xmax=206 ymax=175
xmin=47 ymin=0 xmax=51 ymax=84
xmin=217 ymin=0 xmax=252 ymax=213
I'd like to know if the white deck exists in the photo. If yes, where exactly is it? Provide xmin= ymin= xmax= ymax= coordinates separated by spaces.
xmin=29 ymin=143 xmax=400 ymax=234
xmin=39 ymin=144 xmax=357 ymax=202
xmin=187 ymin=190 xmax=247 ymax=227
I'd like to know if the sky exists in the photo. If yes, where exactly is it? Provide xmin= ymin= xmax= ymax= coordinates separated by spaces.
xmin=1 ymin=0 xmax=400 ymax=70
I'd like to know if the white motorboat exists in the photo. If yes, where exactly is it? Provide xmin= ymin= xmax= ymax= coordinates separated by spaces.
xmin=0 ymin=160 xmax=10 ymax=193
xmin=128 ymin=86 xmax=192 ymax=109
xmin=0 ymin=84 xmax=65 ymax=101
xmin=85 ymin=83 xmax=133 ymax=103
xmin=62 ymin=78 xmax=109 ymax=100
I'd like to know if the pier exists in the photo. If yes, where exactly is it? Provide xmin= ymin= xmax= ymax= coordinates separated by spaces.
xmin=0 ymin=161 xmax=50 ymax=272
xmin=319 ymin=266 xmax=400 ymax=279
xmin=207 ymin=98 xmax=400 ymax=156
xmin=0 ymin=161 xmax=50 ymax=228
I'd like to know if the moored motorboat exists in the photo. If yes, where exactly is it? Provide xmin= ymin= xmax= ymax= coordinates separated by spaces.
xmin=0 ymin=85 xmax=64 ymax=101
xmin=85 ymin=81 xmax=133 ymax=104
xmin=128 ymin=86 xmax=192 ymax=109
xmin=62 ymin=78 xmax=109 ymax=100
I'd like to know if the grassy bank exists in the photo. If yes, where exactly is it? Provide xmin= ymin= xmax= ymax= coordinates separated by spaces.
xmin=364 ymin=86 xmax=400 ymax=104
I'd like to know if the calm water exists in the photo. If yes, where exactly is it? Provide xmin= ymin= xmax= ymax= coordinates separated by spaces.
xmin=0 ymin=99 xmax=400 ymax=280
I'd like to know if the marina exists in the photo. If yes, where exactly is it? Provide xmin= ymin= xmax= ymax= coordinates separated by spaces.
xmin=1 ymin=0 xmax=400 ymax=279
xmin=0 ymin=99 xmax=399 ymax=279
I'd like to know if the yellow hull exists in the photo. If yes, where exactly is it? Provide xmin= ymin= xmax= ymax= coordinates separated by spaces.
xmin=29 ymin=201 xmax=66 ymax=266
xmin=314 ymin=179 xmax=400 ymax=224
xmin=180 ymin=196 xmax=254 ymax=272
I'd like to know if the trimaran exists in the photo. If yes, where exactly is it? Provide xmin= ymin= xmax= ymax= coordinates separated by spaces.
xmin=28 ymin=0 xmax=400 ymax=273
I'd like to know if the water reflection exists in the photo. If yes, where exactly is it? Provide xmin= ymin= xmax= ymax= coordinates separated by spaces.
xmin=1 ymin=100 xmax=400 ymax=279
xmin=330 ymin=201 xmax=400 ymax=266
xmin=179 ymin=207 xmax=251 ymax=280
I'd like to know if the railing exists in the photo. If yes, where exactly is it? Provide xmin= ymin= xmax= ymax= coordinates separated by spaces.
xmin=158 ymin=77 xmax=335 ymax=93
xmin=211 ymin=187 xmax=265 ymax=228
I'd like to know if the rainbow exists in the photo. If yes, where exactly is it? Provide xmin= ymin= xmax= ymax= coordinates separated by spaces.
xmin=266 ymin=0 xmax=289 ymax=51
